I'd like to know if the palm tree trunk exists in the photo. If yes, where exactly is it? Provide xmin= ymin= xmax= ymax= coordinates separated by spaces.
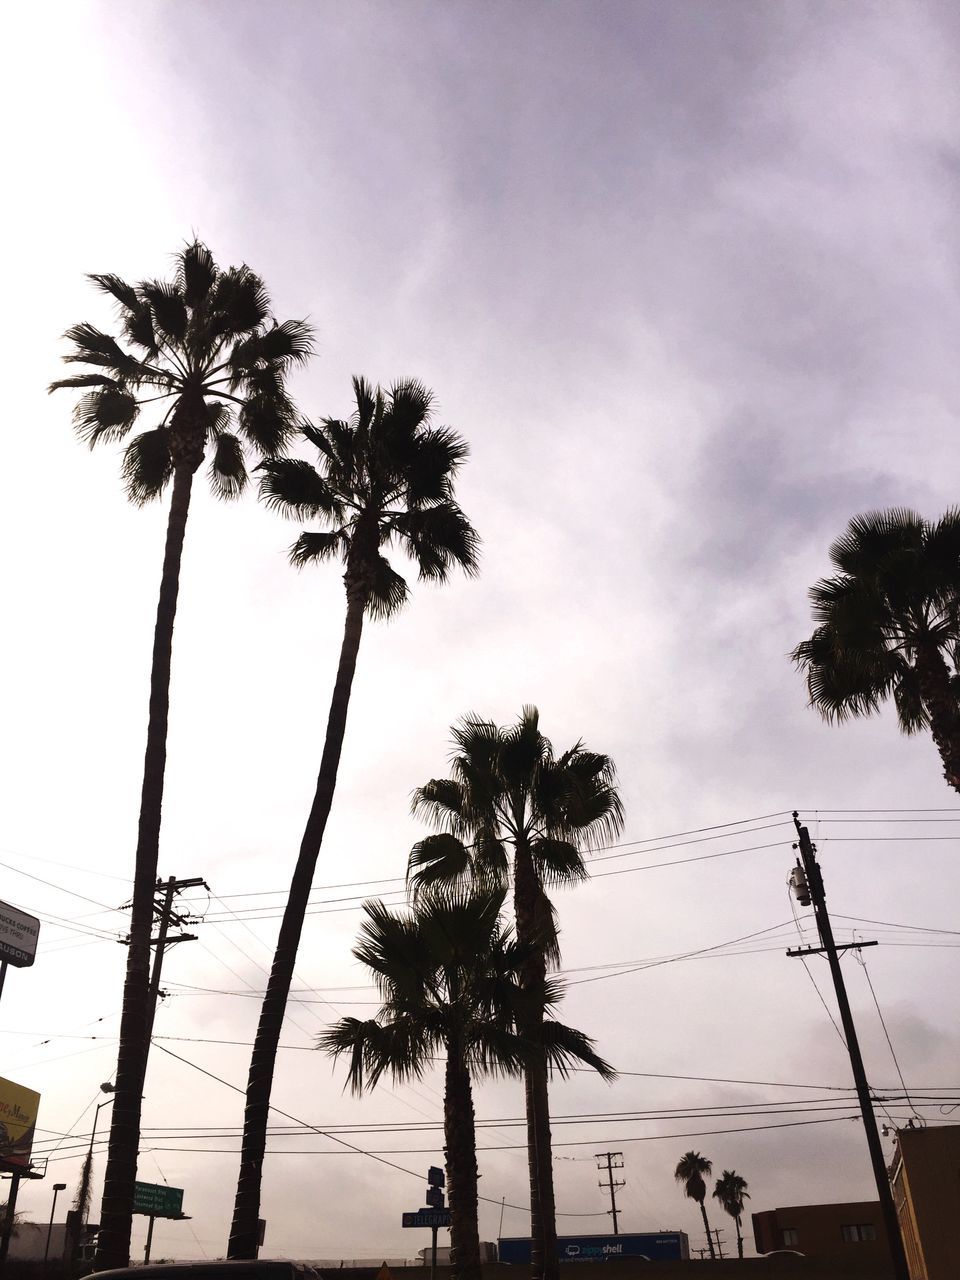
xmin=445 ymin=1039 xmax=482 ymax=1280
xmin=915 ymin=644 xmax=960 ymax=793
xmin=228 ymin=590 xmax=366 ymax=1259
xmin=699 ymin=1201 xmax=716 ymax=1261
xmin=95 ymin=463 xmax=195 ymax=1270
xmin=736 ymin=1214 xmax=743 ymax=1259
xmin=513 ymin=840 xmax=559 ymax=1280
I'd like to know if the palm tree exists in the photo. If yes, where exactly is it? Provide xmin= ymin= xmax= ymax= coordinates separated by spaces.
xmin=675 ymin=1152 xmax=715 ymax=1260
xmin=792 ymin=508 xmax=960 ymax=794
xmin=228 ymin=379 xmax=479 ymax=1258
xmin=50 ymin=242 xmax=312 ymax=1269
xmin=406 ymin=708 xmax=623 ymax=1280
xmin=713 ymin=1170 xmax=749 ymax=1259
xmin=321 ymin=889 xmax=614 ymax=1280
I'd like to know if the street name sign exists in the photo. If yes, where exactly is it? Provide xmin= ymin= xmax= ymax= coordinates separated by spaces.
xmin=133 ymin=1181 xmax=184 ymax=1218
xmin=402 ymin=1210 xmax=451 ymax=1228
xmin=0 ymin=901 xmax=40 ymax=968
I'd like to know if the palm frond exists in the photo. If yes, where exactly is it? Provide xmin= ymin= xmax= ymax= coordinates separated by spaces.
xmin=411 ymin=778 xmax=468 ymax=831
xmin=208 ymin=432 xmax=247 ymax=500
xmin=121 ymin=428 xmax=173 ymax=505
xmin=208 ymin=265 xmax=270 ymax=336
xmin=177 ymin=240 xmax=217 ymax=307
xmin=72 ymin=386 xmax=140 ymax=449
xmin=88 ymin=272 xmax=139 ymax=311
xmin=61 ymin=323 xmax=144 ymax=380
xmin=258 ymin=459 xmax=337 ymax=520
xmin=49 ymin=374 xmax=121 ymax=393
xmin=366 ymin=555 xmax=409 ymax=620
xmin=389 ymin=502 xmax=481 ymax=581
xmin=541 ymin=1019 xmax=616 ymax=1081
xmin=531 ymin=837 xmax=588 ymax=887
xmin=140 ymin=280 xmax=189 ymax=345
xmin=407 ymin=833 xmax=472 ymax=899
xmin=289 ymin=530 xmax=347 ymax=568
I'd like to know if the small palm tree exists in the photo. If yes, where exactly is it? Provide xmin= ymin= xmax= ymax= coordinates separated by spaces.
xmin=406 ymin=708 xmax=623 ymax=1280
xmin=675 ymin=1151 xmax=715 ymax=1260
xmin=321 ymin=889 xmax=614 ymax=1280
xmin=51 ymin=242 xmax=312 ymax=1269
xmin=793 ymin=508 xmax=960 ymax=794
xmin=713 ymin=1170 xmax=749 ymax=1259
xmin=228 ymin=380 xmax=479 ymax=1258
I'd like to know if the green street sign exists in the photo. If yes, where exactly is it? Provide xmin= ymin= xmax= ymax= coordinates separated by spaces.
xmin=133 ymin=1181 xmax=184 ymax=1218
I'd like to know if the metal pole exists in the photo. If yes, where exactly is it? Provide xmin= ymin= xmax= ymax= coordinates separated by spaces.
xmin=0 ymin=1171 xmax=22 ymax=1272
xmin=144 ymin=1215 xmax=156 ymax=1264
xmin=793 ymin=815 xmax=910 ymax=1280
xmin=430 ymin=1225 xmax=437 ymax=1280
xmin=44 ymin=1184 xmax=66 ymax=1262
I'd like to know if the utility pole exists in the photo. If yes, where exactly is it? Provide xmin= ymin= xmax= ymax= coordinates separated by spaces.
xmin=788 ymin=813 xmax=909 ymax=1280
xmin=711 ymin=1228 xmax=725 ymax=1260
xmin=122 ymin=876 xmax=204 ymax=1082
xmin=595 ymin=1151 xmax=624 ymax=1235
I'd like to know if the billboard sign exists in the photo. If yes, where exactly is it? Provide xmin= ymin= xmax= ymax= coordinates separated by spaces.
xmin=0 ymin=901 xmax=40 ymax=968
xmin=0 ymin=1075 xmax=41 ymax=1171
xmin=498 ymin=1233 xmax=689 ymax=1264
xmin=133 ymin=1181 xmax=184 ymax=1218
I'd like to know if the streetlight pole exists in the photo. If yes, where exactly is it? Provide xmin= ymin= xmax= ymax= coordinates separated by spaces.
xmin=89 ymin=1085 xmax=116 ymax=1165
xmin=44 ymin=1184 xmax=67 ymax=1262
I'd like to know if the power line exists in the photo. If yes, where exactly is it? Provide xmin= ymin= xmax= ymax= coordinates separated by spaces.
xmin=151 ymin=1042 xmax=606 ymax=1217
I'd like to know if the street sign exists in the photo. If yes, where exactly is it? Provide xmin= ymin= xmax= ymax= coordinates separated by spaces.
xmin=133 ymin=1181 xmax=184 ymax=1218
xmin=0 ymin=901 xmax=40 ymax=968
xmin=427 ymin=1166 xmax=445 ymax=1187
xmin=402 ymin=1210 xmax=451 ymax=1229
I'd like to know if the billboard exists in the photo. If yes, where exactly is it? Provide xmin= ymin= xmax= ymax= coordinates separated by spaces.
xmin=498 ymin=1233 xmax=689 ymax=1264
xmin=0 ymin=900 xmax=40 ymax=968
xmin=0 ymin=1076 xmax=41 ymax=1171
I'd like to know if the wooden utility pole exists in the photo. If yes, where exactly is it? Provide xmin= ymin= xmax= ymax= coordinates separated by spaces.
xmin=594 ymin=1152 xmax=624 ymax=1235
xmin=788 ymin=814 xmax=909 ymax=1280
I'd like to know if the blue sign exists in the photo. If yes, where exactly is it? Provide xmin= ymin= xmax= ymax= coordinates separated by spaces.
xmin=497 ymin=1233 xmax=688 ymax=1263
xmin=403 ymin=1210 xmax=451 ymax=1229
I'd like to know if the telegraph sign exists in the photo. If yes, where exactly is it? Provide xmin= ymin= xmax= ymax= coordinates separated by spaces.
xmin=0 ymin=901 xmax=40 ymax=968
xmin=402 ymin=1210 xmax=451 ymax=1229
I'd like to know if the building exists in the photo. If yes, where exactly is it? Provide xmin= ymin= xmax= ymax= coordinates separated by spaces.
xmin=752 ymin=1201 xmax=890 ymax=1266
xmin=889 ymin=1124 xmax=960 ymax=1280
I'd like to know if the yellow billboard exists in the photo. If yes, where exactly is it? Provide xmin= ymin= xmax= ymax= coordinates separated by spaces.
xmin=0 ymin=1076 xmax=40 ymax=1171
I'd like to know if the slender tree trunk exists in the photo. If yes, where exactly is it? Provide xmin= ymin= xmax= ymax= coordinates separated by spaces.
xmin=95 ymin=464 xmax=195 ymax=1270
xmin=445 ymin=1040 xmax=481 ymax=1280
xmin=699 ymin=1201 xmax=716 ymax=1261
xmin=513 ymin=839 xmax=559 ymax=1280
xmin=915 ymin=644 xmax=960 ymax=794
xmin=228 ymin=590 xmax=366 ymax=1258
xmin=736 ymin=1215 xmax=743 ymax=1259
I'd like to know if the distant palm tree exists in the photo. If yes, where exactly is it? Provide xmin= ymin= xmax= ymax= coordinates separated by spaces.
xmin=793 ymin=508 xmax=960 ymax=794
xmin=713 ymin=1170 xmax=749 ymax=1259
xmin=228 ymin=379 xmax=479 ymax=1258
xmin=50 ymin=242 xmax=312 ymax=1269
xmin=675 ymin=1151 xmax=715 ymax=1260
xmin=322 ymin=888 xmax=614 ymax=1280
xmin=406 ymin=707 xmax=623 ymax=1280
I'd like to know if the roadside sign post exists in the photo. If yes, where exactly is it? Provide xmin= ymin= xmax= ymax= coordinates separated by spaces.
xmin=132 ymin=1181 xmax=188 ymax=1262
xmin=402 ymin=1167 xmax=448 ymax=1280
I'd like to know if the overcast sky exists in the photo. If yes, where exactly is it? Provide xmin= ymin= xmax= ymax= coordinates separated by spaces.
xmin=3 ymin=0 xmax=960 ymax=1263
